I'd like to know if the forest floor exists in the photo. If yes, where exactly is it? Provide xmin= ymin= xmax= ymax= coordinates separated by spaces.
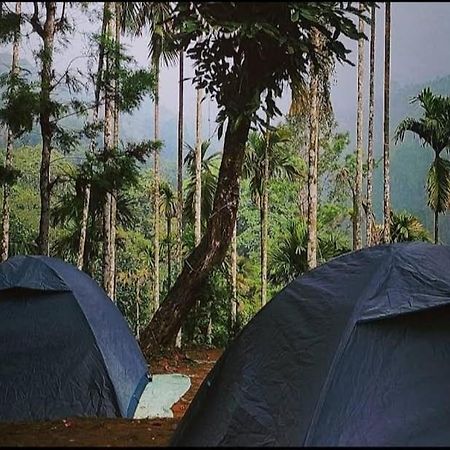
xmin=0 ymin=346 xmax=223 ymax=447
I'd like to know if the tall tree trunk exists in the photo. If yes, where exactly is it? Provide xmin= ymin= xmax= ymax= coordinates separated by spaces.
xmin=153 ymin=65 xmax=161 ymax=310
xmin=354 ymin=4 xmax=364 ymax=250
xmin=1 ymin=1 xmax=21 ymax=262
xmin=307 ymin=29 xmax=320 ymax=270
xmin=177 ymin=51 xmax=184 ymax=271
xmin=434 ymin=209 xmax=439 ymax=244
xmin=260 ymin=124 xmax=269 ymax=308
xmin=77 ymin=185 xmax=90 ymax=270
xmin=102 ymin=1 xmax=114 ymax=297
xmin=77 ymin=2 xmax=108 ymax=270
xmin=195 ymin=88 xmax=212 ymax=344
xmin=383 ymin=1 xmax=391 ymax=243
xmin=230 ymin=220 xmax=238 ymax=338
xmin=167 ymin=216 xmax=172 ymax=290
xmin=175 ymin=51 xmax=184 ymax=350
xmin=206 ymin=305 xmax=213 ymax=345
xmin=194 ymin=88 xmax=203 ymax=246
xmin=140 ymin=111 xmax=254 ymax=354
xmin=109 ymin=1 xmax=120 ymax=301
xmin=37 ymin=2 xmax=57 ymax=256
xmin=136 ymin=281 xmax=141 ymax=340
xmin=366 ymin=3 xmax=376 ymax=247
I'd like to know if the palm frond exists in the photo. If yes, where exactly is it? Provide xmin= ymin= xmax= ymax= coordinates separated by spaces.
xmin=427 ymin=156 xmax=450 ymax=213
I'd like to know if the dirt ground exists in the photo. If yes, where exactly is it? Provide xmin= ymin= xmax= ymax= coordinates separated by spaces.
xmin=0 ymin=347 xmax=223 ymax=447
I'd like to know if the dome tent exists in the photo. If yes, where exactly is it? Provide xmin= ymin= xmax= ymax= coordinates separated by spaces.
xmin=172 ymin=242 xmax=450 ymax=447
xmin=0 ymin=255 xmax=150 ymax=423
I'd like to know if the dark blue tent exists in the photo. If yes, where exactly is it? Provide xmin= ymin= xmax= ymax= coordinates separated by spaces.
xmin=0 ymin=255 xmax=150 ymax=423
xmin=172 ymin=242 xmax=450 ymax=446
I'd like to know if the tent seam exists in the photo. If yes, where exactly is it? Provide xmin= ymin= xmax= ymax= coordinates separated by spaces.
xmin=303 ymin=247 xmax=395 ymax=445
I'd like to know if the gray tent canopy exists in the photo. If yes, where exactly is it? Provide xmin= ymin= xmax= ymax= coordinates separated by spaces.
xmin=0 ymin=255 xmax=150 ymax=423
xmin=172 ymin=242 xmax=450 ymax=446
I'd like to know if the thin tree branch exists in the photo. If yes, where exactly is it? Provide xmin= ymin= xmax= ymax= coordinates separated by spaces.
xmin=50 ymin=55 xmax=90 ymax=92
xmin=55 ymin=1 xmax=66 ymax=32
xmin=29 ymin=2 xmax=44 ymax=38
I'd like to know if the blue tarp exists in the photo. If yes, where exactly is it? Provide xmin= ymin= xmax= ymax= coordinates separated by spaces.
xmin=0 ymin=255 xmax=150 ymax=423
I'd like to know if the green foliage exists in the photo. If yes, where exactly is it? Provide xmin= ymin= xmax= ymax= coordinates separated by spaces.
xmin=390 ymin=211 xmax=431 ymax=243
xmin=170 ymin=2 xmax=367 ymax=133
xmin=395 ymin=87 xmax=450 ymax=155
xmin=270 ymin=219 xmax=308 ymax=285
xmin=270 ymin=218 xmax=350 ymax=286
xmin=0 ymin=10 xmax=20 ymax=44
xmin=427 ymin=156 xmax=450 ymax=214
xmin=0 ymin=165 xmax=21 ymax=187
xmin=1 ymin=3 xmax=438 ymax=350
xmin=395 ymin=88 xmax=450 ymax=234
xmin=119 ymin=69 xmax=156 ymax=113
xmin=0 ymin=146 xmax=71 ymax=255
xmin=121 ymin=3 xmax=178 ymax=67
xmin=0 ymin=74 xmax=40 ymax=138
xmin=243 ymin=126 xmax=301 ymax=202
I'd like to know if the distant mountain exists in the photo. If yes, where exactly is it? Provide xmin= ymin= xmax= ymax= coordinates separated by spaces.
xmin=336 ymin=73 xmax=450 ymax=243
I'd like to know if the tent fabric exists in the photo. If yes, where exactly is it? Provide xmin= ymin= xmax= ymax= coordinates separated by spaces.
xmin=0 ymin=256 xmax=69 ymax=292
xmin=0 ymin=255 xmax=150 ymax=423
xmin=171 ymin=242 xmax=450 ymax=447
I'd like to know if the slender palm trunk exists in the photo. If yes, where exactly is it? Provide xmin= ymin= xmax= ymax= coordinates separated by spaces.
xmin=230 ymin=220 xmax=238 ymax=338
xmin=136 ymin=281 xmax=141 ymax=340
xmin=177 ymin=51 xmax=184 ymax=270
xmin=37 ymin=2 xmax=57 ymax=256
xmin=354 ymin=5 xmax=364 ymax=250
xmin=78 ymin=3 xmax=108 ymax=270
xmin=366 ymin=4 xmax=376 ymax=247
xmin=1 ymin=1 xmax=20 ymax=262
xmin=153 ymin=65 xmax=160 ymax=310
xmin=109 ymin=1 xmax=120 ymax=301
xmin=175 ymin=51 xmax=184 ymax=349
xmin=383 ymin=2 xmax=391 ymax=243
xmin=261 ymin=126 xmax=269 ymax=307
xmin=167 ymin=216 xmax=172 ymax=289
xmin=102 ymin=2 xmax=115 ymax=296
xmin=307 ymin=29 xmax=320 ymax=270
xmin=77 ymin=185 xmax=91 ymax=270
xmin=194 ymin=88 xmax=203 ymax=246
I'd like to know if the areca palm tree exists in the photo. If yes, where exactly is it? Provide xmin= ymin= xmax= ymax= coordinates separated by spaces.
xmin=366 ymin=3 xmax=376 ymax=246
xmin=184 ymin=140 xmax=221 ymax=229
xmin=243 ymin=126 xmax=301 ymax=307
xmin=159 ymin=181 xmax=178 ymax=292
xmin=1 ymin=1 xmax=20 ymax=262
xmin=395 ymin=88 xmax=450 ymax=243
xmin=52 ymin=178 xmax=135 ymax=277
xmin=355 ymin=2 xmax=365 ymax=250
xmin=77 ymin=1 xmax=109 ymax=271
xmin=383 ymin=1 xmax=392 ymax=243
xmin=121 ymin=2 xmax=178 ymax=309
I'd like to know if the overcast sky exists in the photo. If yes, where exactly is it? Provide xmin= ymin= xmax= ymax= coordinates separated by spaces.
xmin=5 ymin=2 xmax=450 ymax=142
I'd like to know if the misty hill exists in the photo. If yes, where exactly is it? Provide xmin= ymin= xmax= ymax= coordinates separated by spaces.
xmin=334 ymin=72 xmax=450 ymax=244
